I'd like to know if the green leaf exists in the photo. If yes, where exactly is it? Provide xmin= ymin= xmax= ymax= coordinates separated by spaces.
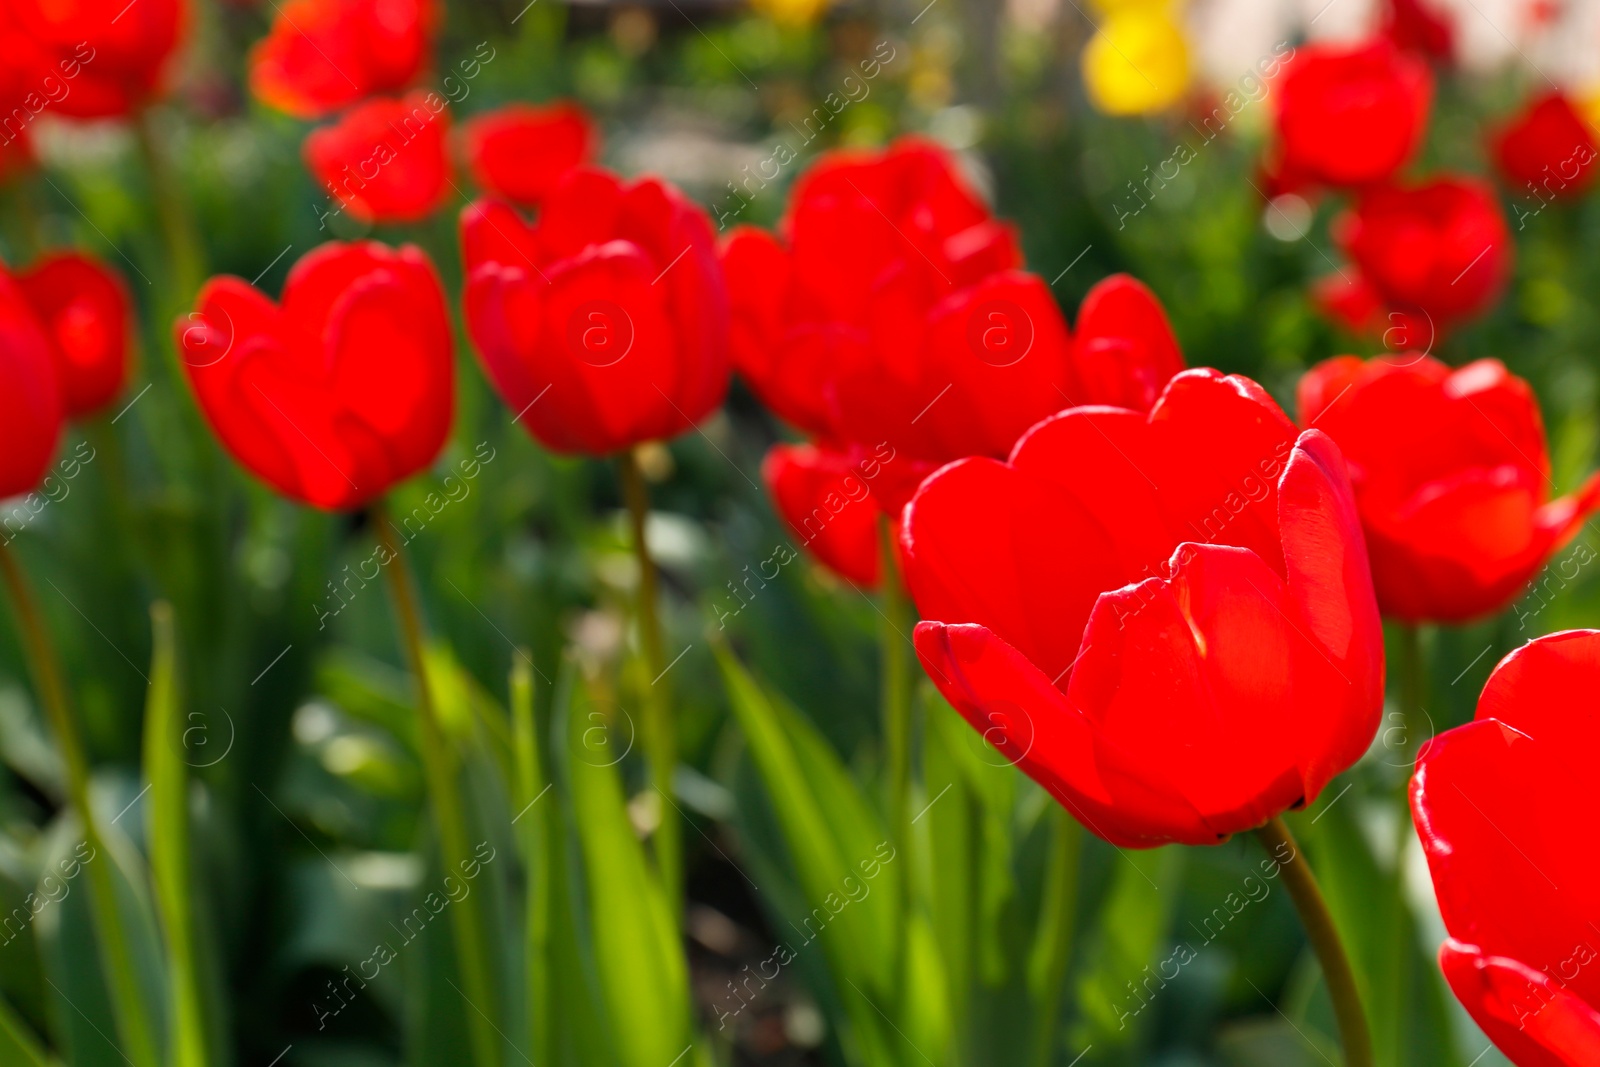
xmin=141 ymin=602 xmax=208 ymax=1067
xmin=715 ymin=644 xmax=948 ymax=1066
xmin=0 ymin=991 xmax=56 ymax=1067
xmin=1072 ymin=845 xmax=1186 ymax=1052
xmin=555 ymin=666 xmax=691 ymax=1067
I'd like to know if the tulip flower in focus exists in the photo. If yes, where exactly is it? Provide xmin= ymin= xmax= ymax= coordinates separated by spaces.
xmin=3 ymin=0 xmax=187 ymax=118
xmin=1268 ymin=39 xmax=1433 ymax=191
xmin=1412 ymin=629 xmax=1600 ymax=1065
xmin=725 ymin=139 xmax=1186 ymax=514
xmin=1491 ymin=92 xmax=1598 ymax=202
xmin=305 ymin=93 xmax=452 ymax=225
xmin=17 ymin=251 xmax=133 ymax=419
xmin=1298 ymin=354 xmax=1600 ymax=622
xmin=0 ymin=270 xmax=63 ymax=498
xmin=904 ymin=370 xmax=1383 ymax=846
xmin=176 ymin=241 xmax=454 ymax=510
xmin=460 ymin=168 xmax=730 ymax=455
xmin=1320 ymin=176 xmax=1512 ymax=336
xmin=461 ymin=102 xmax=597 ymax=207
xmin=250 ymin=0 xmax=437 ymax=118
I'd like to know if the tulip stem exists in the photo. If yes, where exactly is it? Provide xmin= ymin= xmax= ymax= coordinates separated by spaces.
xmin=1256 ymin=816 xmax=1373 ymax=1067
xmin=0 ymin=541 xmax=161 ymax=1067
xmin=1030 ymin=805 xmax=1084 ymax=1067
xmin=133 ymin=108 xmax=204 ymax=305
xmin=617 ymin=447 xmax=681 ymax=915
xmin=374 ymin=509 xmax=501 ymax=1067
xmin=879 ymin=517 xmax=913 ymax=855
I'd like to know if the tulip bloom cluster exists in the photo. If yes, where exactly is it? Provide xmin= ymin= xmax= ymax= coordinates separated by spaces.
xmin=726 ymin=138 xmax=1187 ymax=585
xmin=1268 ymin=37 xmax=1513 ymax=339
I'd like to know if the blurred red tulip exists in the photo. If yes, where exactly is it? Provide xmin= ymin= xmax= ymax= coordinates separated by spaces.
xmin=250 ymin=0 xmax=436 ymax=119
xmin=904 ymin=370 xmax=1383 ymax=846
xmin=1336 ymin=177 xmax=1511 ymax=327
xmin=1412 ymin=630 xmax=1600 ymax=1066
xmin=461 ymin=101 xmax=597 ymax=207
xmin=1311 ymin=272 xmax=1436 ymax=351
xmin=3 ymin=0 xmax=186 ymax=118
xmin=176 ymin=241 xmax=454 ymax=510
xmin=1270 ymin=39 xmax=1433 ymax=189
xmin=17 ymin=251 xmax=133 ymax=419
xmin=0 ymin=270 xmax=62 ymax=499
xmin=1383 ymin=0 xmax=1455 ymax=61
xmin=460 ymin=168 xmax=730 ymax=455
xmin=723 ymin=139 xmax=1185 ymax=511
xmin=1492 ymin=92 xmax=1598 ymax=201
xmin=305 ymin=92 xmax=451 ymax=225
xmin=1298 ymin=354 xmax=1600 ymax=622
xmin=762 ymin=442 xmax=891 ymax=588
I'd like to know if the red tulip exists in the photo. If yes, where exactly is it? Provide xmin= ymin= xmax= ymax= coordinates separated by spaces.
xmin=3 ymin=0 xmax=186 ymax=118
xmin=762 ymin=443 xmax=890 ymax=588
xmin=461 ymin=101 xmax=597 ymax=207
xmin=17 ymin=251 xmax=133 ymax=419
xmin=305 ymin=92 xmax=451 ymax=225
xmin=0 ymin=270 xmax=62 ymax=499
xmin=460 ymin=168 xmax=730 ymax=456
xmin=1383 ymin=0 xmax=1454 ymax=60
xmin=249 ymin=0 xmax=437 ymax=119
xmin=1492 ymin=93 xmax=1599 ymax=202
xmin=722 ymin=139 xmax=1185 ymax=510
xmin=1270 ymin=39 xmax=1433 ymax=189
xmin=904 ymin=370 xmax=1383 ymax=846
xmin=1311 ymin=272 xmax=1435 ymax=351
xmin=1335 ymin=177 xmax=1511 ymax=328
xmin=1298 ymin=354 xmax=1600 ymax=622
xmin=175 ymin=241 xmax=454 ymax=510
xmin=1411 ymin=630 xmax=1600 ymax=1066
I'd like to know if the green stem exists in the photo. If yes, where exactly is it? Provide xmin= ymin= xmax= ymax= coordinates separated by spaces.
xmin=617 ymin=447 xmax=681 ymax=913
xmin=510 ymin=655 xmax=551 ymax=1067
xmin=374 ymin=510 xmax=500 ymax=1067
xmin=142 ymin=602 xmax=208 ymax=1067
xmin=1394 ymin=623 xmax=1427 ymax=860
xmin=0 ymin=542 xmax=160 ymax=1067
xmin=1256 ymin=816 xmax=1373 ymax=1067
xmin=133 ymin=108 xmax=204 ymax=305
xmin=1030 ymin=807 xmax=1083 ymax=1067
xmin=879 ymin=516 xmax=912 ymax=852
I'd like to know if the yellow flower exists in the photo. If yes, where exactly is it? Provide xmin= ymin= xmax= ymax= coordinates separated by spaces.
xmin=750 ymin=0 xmax=831 ymax=28
xmin=1082 ymin=6 xmax=1191 ymax=115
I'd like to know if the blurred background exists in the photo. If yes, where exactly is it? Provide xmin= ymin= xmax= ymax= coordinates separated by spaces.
xmin=2 ymin=0 xmax=1597 ymax=1064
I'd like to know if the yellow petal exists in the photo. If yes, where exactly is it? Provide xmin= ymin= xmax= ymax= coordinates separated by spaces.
xmin=749 ymin=0 xmax=831 ymax=27
xmin=1082 ymin=9 xmax=1191 ymax=115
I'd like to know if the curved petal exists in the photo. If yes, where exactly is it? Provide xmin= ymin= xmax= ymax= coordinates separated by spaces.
xmin=914 ymin=621 xmax=1215 ymax=847
xmin=17 ymin=251 xmax=132 ymax=419
xmin=1068 ymin=544 xmax=1318 ymax=834
xmin=1412 ymin=718 xmax=1600 ymax=1007
xmin=1440 ymin=941 xmax=1600 ymax=1067
xmin=901 ymin=455 xmax=1126 ymax=686
xmin=762 ymin=443 xmax=882 ymax=588
xmin=1070 ymin=273 xmax=1184 ymax=412
xmin=1277 ymin=429 xmax=1384 ymax=796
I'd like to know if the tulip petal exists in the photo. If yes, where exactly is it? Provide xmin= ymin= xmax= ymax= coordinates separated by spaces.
xmin=1070 ymin=273 xmax=1185 ymax=412
xmin=1069 ymin=544 xmax=1313 ymax=834
xmin=1412 ymin=718 xmax=1600 ymax=1008
xmin=1277 ymin=429 xmax=1384 ymax=797
xmin=914 ymin=621 xmax=1215 ymax=847
xmin=902 ymin=455 xmax=1127 ymax=686
xmin=0 ymin=273 xmax=62 ymax=499
xmin=763 ymin=444 xmax=883 ymax=588
xmin=1440 ymin=941 xmax=1600 ymax=1067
